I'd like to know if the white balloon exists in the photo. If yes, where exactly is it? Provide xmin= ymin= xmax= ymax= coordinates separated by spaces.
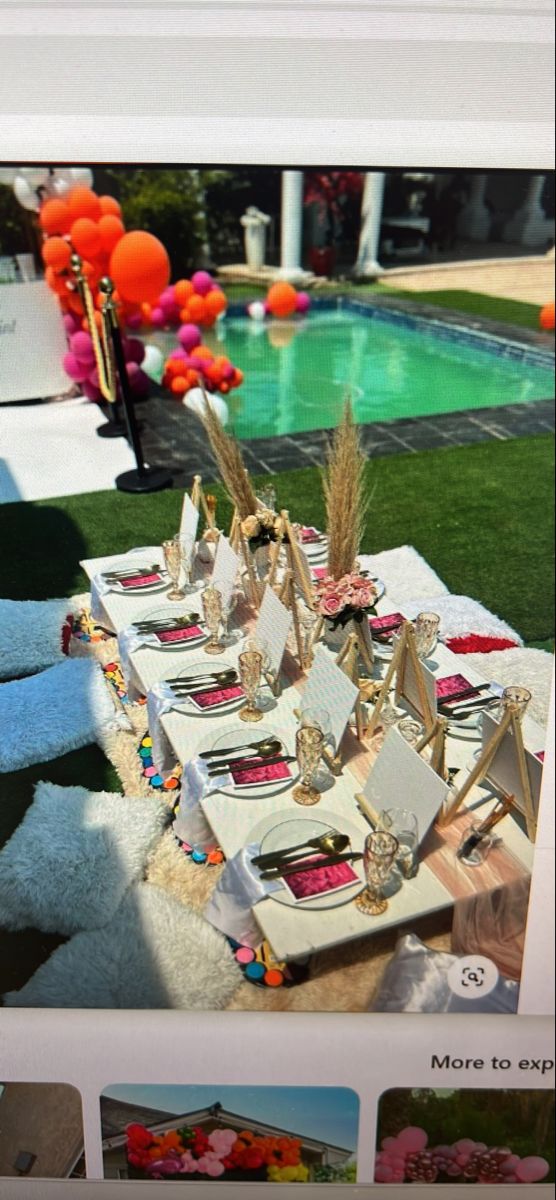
xmin=13 ymin=175 xmax=40 ymax=211
xmin=52 ymin=176 xmax=71 ymax=198
xmin=141 ymin=344 xmax=164 ymax=384
xmin=69 ymin=167 xmax=94 ymax=188
xmin=183 ymin=387 xmax=229 ymax=425
xmin=20 ymin=167 xmax=50 ymax=187
xmin=0 ymin=167 xmax=17 ymax=186
xmin=247 ymin=300 xmax=266 ymax=321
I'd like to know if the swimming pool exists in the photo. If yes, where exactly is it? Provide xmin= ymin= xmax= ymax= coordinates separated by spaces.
xmin=209 ymin=302 xmax=554 ymax=441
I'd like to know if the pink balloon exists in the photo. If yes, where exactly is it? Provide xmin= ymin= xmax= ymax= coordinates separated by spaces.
xmin=191 ymin=270 xmax=213 ymax=296
xmin=454 ymin=1139 xmax=477 ymax=1154
xmin=129 ymin=366 xmax=150 ymax=398
xmin=150 ymin=306 xmax=165 ymax=328
xmin=159 ymin=287 xmax=175 ymax=309
xmin=63 ymin=351 xmax=90 ymax=382
xmin=382 ymin=1139 xmax=398 ymax=1151
xmin=170 ymin=347 xmax=187 ymax=361
xmin=296 ymin=290 xmax=311 ymax=314
xmin=178 ymin=323 xmax=202 ymax=352
xmin=70 ymin=331 xmax=95 ymax=364
xmin=396 ymin=1127 xmax=428 ymax=1153
xmin=88 ymin=366 xmax=100 ymax=389
xmin=126 ymin=311 xmax=142 ymax=330
xmin=515 ymin=1157 xmax=550 ymax=1183
xmin=63 ymin=313 xmax=80 ymax=335
xmin=375 ymin=1164 xmax=393 ymax=1182
xmin=125 ymin=337 xmax=145 ymax=364
xmin=82 ymin=379 xmax=103 ymax=402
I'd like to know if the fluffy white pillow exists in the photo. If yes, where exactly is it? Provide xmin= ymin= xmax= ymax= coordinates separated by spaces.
xmin=0 ymin=782 xmax=170 ymax=934
xmin=0 ymin=657 xmax=127 ymax=773
xmin=0 ymin=597 xmax=74 ymax=680
xmin=3 ymin=883 xmax=243 ymax=1010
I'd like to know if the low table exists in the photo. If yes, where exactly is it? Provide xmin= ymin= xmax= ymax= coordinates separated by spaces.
xmin=82 ymin=550 xmax=542 ymax=963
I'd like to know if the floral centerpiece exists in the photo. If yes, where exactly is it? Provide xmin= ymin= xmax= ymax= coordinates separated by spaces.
xmin=125 ymin=1122 xmax=310 ymax=1183
xmin=241 ymin=508 xmax=281 ymax=553
xmin=314 ymin=572 xmax=378 ymax=628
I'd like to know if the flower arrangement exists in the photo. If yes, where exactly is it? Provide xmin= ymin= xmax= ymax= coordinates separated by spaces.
xmin=375 ymin=1126 xmax=550 ymax=1185
xmin=125 ymin=1122 xmax=310 ymax=1182
xmin=314 ymin=573 xmax=378 ymax=629
xmin=240 ymin=508 xmax=281 ymax=552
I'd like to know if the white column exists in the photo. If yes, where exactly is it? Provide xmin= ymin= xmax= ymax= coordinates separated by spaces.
xmin=277 ymin=171 xmax=310 ymax=283
xmin=457 ymin=173 xmax=490 ymax=241
xmin=354 ymin=172 xmax=385 ymax=276
xmin=503 ymin=174 xmax=554 ymax=247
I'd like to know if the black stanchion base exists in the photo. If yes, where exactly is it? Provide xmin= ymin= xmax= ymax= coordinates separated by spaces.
xmin=96 ymin=420 xmax=128 ymax=439
xmin=115 ymin=466 xmax=173 ymax=494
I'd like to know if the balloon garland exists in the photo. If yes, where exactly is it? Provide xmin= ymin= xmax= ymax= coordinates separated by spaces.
xmin=130 ymin=271 xmax=228 ymax=332
xmin=125 ymin=1122 xmax=309 ymax=1182
xmin=162 ymin=322 xmax=243 ymax=412
xmin=539 ymin=301 xmax=555 ymax=331
xmin=375 ymin=1127 xmax=550 ymax=1184
xmin=247 ymin=282 xmax=311 ymax=322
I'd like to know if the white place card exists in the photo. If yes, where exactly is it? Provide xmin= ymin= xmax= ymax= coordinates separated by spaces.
xmin=394 ymin=634 xmax=437 ymax=724
xmin=482 ymin=710 xmax=544 ymax=822
xmin=211 ymin=535 xmax=241 ymax=611
xmin=291 ymin=542 xmax=313 ymax=600
xmin=180 ymin=492 xmax=200 ymax=543
xmin=300 ymin=644 xmax=360 ymax=753
xmin=362 ymin=726 xmax=450 ymax=843
xmin=255 ymin=584 xmax=293 ymax=676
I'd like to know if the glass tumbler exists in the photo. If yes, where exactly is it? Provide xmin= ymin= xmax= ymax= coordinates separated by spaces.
xmin=413 ymin=611 xmax=440 ymax=660
xmin=378 ymin=808 xmax=419 ymax=880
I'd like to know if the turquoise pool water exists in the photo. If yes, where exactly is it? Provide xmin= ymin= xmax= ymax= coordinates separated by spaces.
xmin=207 ymin=309 xmax=554 ymax=440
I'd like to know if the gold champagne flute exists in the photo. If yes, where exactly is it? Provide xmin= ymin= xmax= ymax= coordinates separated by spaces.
xmin=201 ymin=586 xmax=224 ymax=655
xmin=238 ymin=650 xmax=264 ymax=722
xmin=355 ymin=830 xmax=399 ymax=915
xmin=293 ymin=725 xmax=324 ymax=806
xmin=162 ymin=536 xmax=186 ymax=601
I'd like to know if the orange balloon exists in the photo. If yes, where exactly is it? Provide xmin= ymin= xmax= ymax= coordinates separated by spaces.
xmin=170 ymin=375 xmax=187 ymax=394
xmin=191 ymin=343 xmax=214 ymax=360
xmin=140 ymin=301 xmax=152 ymax=321
xmin=174 ymin=279 xmax=194 ymax=306
xmin=98 ymin=214 xmax=125 ymax=254
xmin=539 ymin=301 xmax=555 ymax=331
xmin=187 ymin=294 xmax=206 ymax=323
xmin=67 ymin=186 xmax=102 ymax=222
xmin=205 ymin=288 xmax=227 ymax=317
xmin=67 ymin=292 xmax=84 ymax=315
xmin=109 ymin=231 xmax=170 ymax=305
xmin=45 ymin=265 xmax=67 ymax=295
xmin=71 ymin=217 xmax=102 ymax=259
xmin=179 ymin=306 xmax=192 ymax=322
xmin=267 ymin=281 xmax=297 ymax=318
xmin=39 ymin=198 xmax=71 ymax=236
xmin=233 ymin=368 xmax=244 ymax=386
xmin=42 ymin=236 xmax=71 ymax=271
xmin=98 ymin=194 xmax=122 ymax=218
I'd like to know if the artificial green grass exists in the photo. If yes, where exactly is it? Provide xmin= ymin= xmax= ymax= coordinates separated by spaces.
xmin=3 ymin=434 xmax=554 ymax=642
xmin=224 ymin=281 xmax=545 ymax=332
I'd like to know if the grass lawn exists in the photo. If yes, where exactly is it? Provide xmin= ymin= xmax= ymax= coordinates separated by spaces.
xmin=1 ymin=433 xmax=553 ymax=995
xmin=224 ymin=282 xmax=546 ymax=332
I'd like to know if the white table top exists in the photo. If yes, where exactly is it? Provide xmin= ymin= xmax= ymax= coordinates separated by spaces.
xmin=82 ymin=547 xmax=544 ymax=962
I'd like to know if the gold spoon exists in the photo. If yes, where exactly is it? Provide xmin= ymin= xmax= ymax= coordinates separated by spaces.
xmin=204 ymin=740 xmax=283 ymax=772
xmin=200 ymin=736 xmax=281 ymax=760
xmin=251 ymin=831 xmax=350 ymax=869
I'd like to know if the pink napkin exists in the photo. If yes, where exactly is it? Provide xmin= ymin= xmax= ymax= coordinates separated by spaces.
xmin=189 ymin=684 xmax=244 ymax=710
xmin=230 ymin=756 xmax=292 ymax=786
xmin=283 ymin=854 xmax=359 ymax=900
xmin=535 ymin=750 xmax=545 ymax=762
xmin=155 ymin=625 xmax=204 ymax=644
xmin=120 ymin=572 xmax=162 ymax=588
xmin=301 ymin=527 xmax=322 ymax=544
xmin=311 ymin=566 xmax=328 ymax=580
xmin=435 ymin=673 xmax=481 ymax=702
xmin=369 ymin=611 xmax=404 ymax=633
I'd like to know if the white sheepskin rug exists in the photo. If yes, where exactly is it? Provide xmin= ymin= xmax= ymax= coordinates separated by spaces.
xmin=0 ymin=657 xmax=129 ymax=773
xmin=3 ymin=882 xmax=243 ymax=1009
xmin=402 ymin=594 xmax=523 ymax=648
xmin=0 ymin=597 xmax=77 ymax=681
xmin=460 ymin=647 xmax=554 ymax=728
xmin=0 ymin=782 xmax=170 ymax=935
xmin=358 ymin=545 xmax=448 ymax=605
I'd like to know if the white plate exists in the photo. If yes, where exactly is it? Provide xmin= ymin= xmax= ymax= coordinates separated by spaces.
xmin=247 ymin=808 xmax=366 ymax=911
xmin=171 ymin=659 xmax=245 ymax=717
xmin=199 ymin=723 xmax=299 ymax=799
xmin=137 ymin=605 xmax=209 ymax=650
xmin=104 ymin=556 xmax=169 ymax=595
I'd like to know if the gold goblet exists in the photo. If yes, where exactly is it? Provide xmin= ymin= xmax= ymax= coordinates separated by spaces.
xmin=238 ymin=650 xmax=264 ymax=722
xmin=201 ymin=586 xmax=224 ymax=655
xmin=292 ymin=725 xmax=324 ymax=806
xmin=162 ymin=536 xmax=186 ymax=601
xmin=355 ymin=830 xmax=399 ymax=915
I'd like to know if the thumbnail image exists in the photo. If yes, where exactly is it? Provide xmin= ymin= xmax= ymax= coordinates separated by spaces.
xmin=100 ymin=1083 xmax=359 ymax=1182
xmin=0 ymin=1082 xmax=85 ymax=1179
xmin=375 ymin=1087 xmax=554 ymax=1184
xmin=0 ymin=164 xmax=553 ymax=1014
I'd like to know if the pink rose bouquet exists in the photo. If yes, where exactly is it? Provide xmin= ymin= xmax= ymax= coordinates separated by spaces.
xmin=314 ymin=572 xmax=378 ymax=629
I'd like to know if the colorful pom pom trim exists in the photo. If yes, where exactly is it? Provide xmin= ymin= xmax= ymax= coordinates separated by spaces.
xmin=227 ymin=937 xmax=309 ymax=990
